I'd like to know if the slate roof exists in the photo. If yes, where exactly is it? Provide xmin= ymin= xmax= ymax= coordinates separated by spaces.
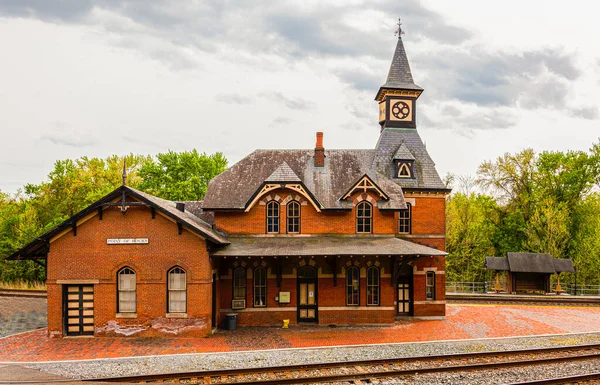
xmin=375 ymin=37 xmax=423 ymax=100
xmin=484 ymin=256 xmax=510 ymax=271
xmin=373 ymin=129 xmax=447 ymax=189
xmin=265 ymin=162 xmax=301 ymax=182
xmin=393 ymin=142 xmax=415 ymax=160
xmin=212 ymin=236 xmax=447 ymax=257
xmin=203 ymin=149 xmax=410 ymax=211
xmin=484 ymin=253 xmax=574 ymax=274
xmin=553 ymin=259 xmax=575 ymax=273
xmin=507 ymin=252 xmax=556 ymax=273
xmin=6 ymin=186 xmax=228 ymax=261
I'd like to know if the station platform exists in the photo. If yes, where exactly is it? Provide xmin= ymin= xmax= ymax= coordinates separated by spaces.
xmin=1 ymin=303 xmax=600 ymax=363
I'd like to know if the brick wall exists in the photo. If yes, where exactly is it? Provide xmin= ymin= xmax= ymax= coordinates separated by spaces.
xmin=47 ymin=203 xmax=213 ymax=338
xmin=214 ymin=190 xmax=397 ymax=235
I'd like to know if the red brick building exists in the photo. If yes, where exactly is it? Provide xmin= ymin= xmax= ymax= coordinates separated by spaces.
xmin=8 ymin=36 xmax=450 ymax=337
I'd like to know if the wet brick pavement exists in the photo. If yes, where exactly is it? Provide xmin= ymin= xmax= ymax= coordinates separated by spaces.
xmin=1 ymin=304 xmax=600 ymax=362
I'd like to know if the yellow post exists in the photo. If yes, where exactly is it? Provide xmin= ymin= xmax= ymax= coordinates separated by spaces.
xmin=555 ymin=274 xmax=563 ymax=294
xmin=282 ymin=319 xmax=289 ymax=328
xmin=493 ymin=273 xmax=504 ymax=293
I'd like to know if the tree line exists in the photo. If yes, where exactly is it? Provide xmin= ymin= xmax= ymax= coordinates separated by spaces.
xmin=446 ymin=141 xmax=600 ymax=285
xmin=2 ymin=143 xmax=600 ymax=286
xmin=0 ymin=150 xmax=227 ymax=283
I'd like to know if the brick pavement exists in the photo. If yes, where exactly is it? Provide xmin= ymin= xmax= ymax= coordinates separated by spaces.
xmin=1 ymin=304 xmax=599 ymax=362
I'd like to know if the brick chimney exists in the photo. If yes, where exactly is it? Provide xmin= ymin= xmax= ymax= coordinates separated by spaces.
xmin=314 ymin=132 xmax=325 ymax=167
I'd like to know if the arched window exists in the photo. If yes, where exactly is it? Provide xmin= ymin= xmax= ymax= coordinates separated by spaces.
xmin=398 ymin=203 xmax=411 ymax=234
xmin=168 ymin=267 xmax=186 ymax=313
xmin=356 ymin=201 xmax=372 ymax=233
xmin=346 ymin=266 xmax=360 ymax=306
xmin=117 ymin=267 xmax=136 ymax=313
xmin=266 ymin=201 xmax=279 ymax=233
xmin=233 ymin=267 xmax=246 ymax=300
xmin=426 ymin=271 xmax=436 ymax=300
xmin=253 ymin=267 xmax=267 ymax=307
xmin=397 ymin=162 xmax=412 ymax=178
xmin=287 ymin=201 xmax=300 ymax=234
xmin=367 ymin=266 xmax=380 ymax=306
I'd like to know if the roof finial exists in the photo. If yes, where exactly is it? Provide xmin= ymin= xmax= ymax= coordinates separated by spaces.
xmin=395 ymin=18 xmax=405 ymax=38
xmin=122 ymin=159 xmax=127 ymax=186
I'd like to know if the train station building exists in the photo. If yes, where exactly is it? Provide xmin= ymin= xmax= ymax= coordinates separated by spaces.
xmin=7 ymin=35 xmax=450 ymax=337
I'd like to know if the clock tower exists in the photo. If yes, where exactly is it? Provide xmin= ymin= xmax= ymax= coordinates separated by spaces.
xmin=375 ymin=22 xmax=423 ymax=130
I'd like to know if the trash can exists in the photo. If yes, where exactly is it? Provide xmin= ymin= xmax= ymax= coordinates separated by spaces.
xmin=225 ymin=313 xmax=237 ymax=330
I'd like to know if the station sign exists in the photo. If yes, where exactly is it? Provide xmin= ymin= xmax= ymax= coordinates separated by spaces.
xmin=107 ymin=238 xmax=149 ymax=245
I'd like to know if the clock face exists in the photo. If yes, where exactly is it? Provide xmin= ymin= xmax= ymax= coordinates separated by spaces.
xmin=391 ymin=101 xmax=410 ymax=119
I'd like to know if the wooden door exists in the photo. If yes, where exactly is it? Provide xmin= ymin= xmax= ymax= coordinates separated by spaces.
xmin=397 ymin=282 xmax=412 ymax=315
xmin=297 ymin=266 xmax=318 ymax=322
xmin=63 ymin=285 xmax=94 ymax=336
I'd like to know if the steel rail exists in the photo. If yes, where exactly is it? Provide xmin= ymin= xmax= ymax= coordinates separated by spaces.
xmin=83 ymin=344 xmax=600 ymax=384
xmin=509 ymin=372 xmax=600 ymax=384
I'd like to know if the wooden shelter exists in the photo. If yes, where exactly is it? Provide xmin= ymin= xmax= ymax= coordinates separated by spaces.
xmin=485 ymin=253 xmax=574 ymax=294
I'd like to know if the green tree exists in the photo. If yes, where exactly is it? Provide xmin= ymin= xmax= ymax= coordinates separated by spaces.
xmin=138 ymin=150 xmax=227 ymax=201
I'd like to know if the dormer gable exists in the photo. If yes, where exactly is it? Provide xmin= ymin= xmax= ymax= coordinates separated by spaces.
xmin=244 ymin=162 xmax=322 ymax=213
xmin=265 ymin=161 xmax=301 ymax=183
xmin=341 ymin=174 xmax=389 ymax=201
xmin=393 ymin=143 xmax=415 ymax=179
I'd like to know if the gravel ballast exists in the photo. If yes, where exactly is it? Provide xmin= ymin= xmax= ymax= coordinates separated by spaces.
xmin=19 ymin=331 xmax=600 ymax=382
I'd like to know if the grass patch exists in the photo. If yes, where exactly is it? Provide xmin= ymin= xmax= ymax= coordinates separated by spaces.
xmin=0 ymin=280 xmax=46 ymax=291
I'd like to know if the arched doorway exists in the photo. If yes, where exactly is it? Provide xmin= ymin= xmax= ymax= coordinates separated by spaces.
xmin=397 ymin=263 xmax=413 ymax=316
xmin=297 ymin=266 xmax=318 ymax=322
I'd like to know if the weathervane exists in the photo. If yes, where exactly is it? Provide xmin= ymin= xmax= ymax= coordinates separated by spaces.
xmin=395 ymin=18 xmax=405 ymax=37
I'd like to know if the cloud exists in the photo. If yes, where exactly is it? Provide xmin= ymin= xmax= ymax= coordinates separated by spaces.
xmin=269 ymin=116 xmax=292 ymax=127
xmin=0 ymin=1 xmax=471 ymax=67
xmin=569 ymin=106 xmax=599 ymax=120
xmin=335 ymin=68 xmax=381 ymax=92
xmin=415 ymin=46 xmax=583 ymax=116
xmin=259 ymin=91 xmax=315 ymax=110
xmin=40 ymin=122 xmax=96 ymax=147
xmin=421 ymin=104 xmax=518 ymax=132
xmin=215 ymin=93 xmax=254 ymax=105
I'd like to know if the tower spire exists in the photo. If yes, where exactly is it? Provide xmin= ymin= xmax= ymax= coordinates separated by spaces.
xmin=375 ymin=18 xmax=423 ymax=129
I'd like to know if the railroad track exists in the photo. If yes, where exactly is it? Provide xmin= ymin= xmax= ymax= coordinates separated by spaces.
xmin=447 ymin=293 xmax=600 ymax=306
xmin=80 ymin=344 xmax=600 ymax=385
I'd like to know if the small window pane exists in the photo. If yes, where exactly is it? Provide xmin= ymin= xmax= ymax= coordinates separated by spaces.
xmin=253 ymin=267 xmax=267 ymax=307
xmin=399 ymin=203 xmax=411 ymax=234
xmin=233 ymin=267 xmax=246 ymax=299
xmin=168 ymin=267 xmax=186 ymax=313
xmin=367 ymin=267 xmax=380 ymax=306
xmin=426 ymin=271 xmax=435 ymax=300
xmin=118 ymin=267 xmax=136 ymax=313
xmin=346 ymin=267 xmax=359 ymax=306
xmin=356 ymin=202 xmax=372 ymax=233
xmin=287 ymin=201 xmax=300 ymax=233
xmin=267 ymin=201 xmax=280 ymax=233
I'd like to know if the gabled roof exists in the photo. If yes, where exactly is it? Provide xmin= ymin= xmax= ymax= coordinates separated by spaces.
xmin=341 ymin=174 xmax=389 ymax=201
xmin=484 ymin=256 xmax=510 ymax=271
xmin=485 ymin=253 xmax=574 ymax=274
xmin=375 ymin=37 xmax=423 ymax=100
xmin=203 ymin=149 xmax=409 ymax=211
xmin=265 ymin=162 xmax=301 ymax=182
xmin=393 ymin=142 xmax=415 ymax=160
xmin=6 ymin=186 xmax=229 ymax=261
xmin=507 ymin=252 xmax=556 ymax=273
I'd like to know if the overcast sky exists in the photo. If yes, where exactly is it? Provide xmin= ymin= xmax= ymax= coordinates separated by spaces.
xmin=1 ymin=1 xmax=599 ymax=194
